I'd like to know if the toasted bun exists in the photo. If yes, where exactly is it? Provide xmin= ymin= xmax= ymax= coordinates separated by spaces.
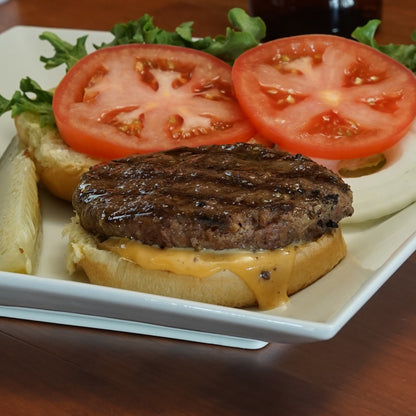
xmin=64 ymin=218 xmax=347 ymax=309
xmin=0 ymin=136 xmax=41 ymax=274
xmin=15 ymin=112 xmax=102 ymax=201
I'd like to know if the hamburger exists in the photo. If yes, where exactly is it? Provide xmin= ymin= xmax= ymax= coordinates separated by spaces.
xmin=65 ymin=142 xmax=353 ymax=310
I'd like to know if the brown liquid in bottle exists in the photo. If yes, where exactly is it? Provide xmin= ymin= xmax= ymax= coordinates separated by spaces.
xmin=249 ymin=0 xmax=382 ymax=40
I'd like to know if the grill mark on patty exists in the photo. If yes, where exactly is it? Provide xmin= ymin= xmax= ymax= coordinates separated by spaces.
xmin=73 ymin=143 xmax=353 ymax=250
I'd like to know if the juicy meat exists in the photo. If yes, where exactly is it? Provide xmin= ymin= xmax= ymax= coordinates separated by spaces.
xmin=73 ymin=143 xmax=353 ymax=250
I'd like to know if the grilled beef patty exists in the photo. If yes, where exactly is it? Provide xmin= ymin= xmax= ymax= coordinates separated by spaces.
xmin=73 ymin=143 xmax=353 ymax=250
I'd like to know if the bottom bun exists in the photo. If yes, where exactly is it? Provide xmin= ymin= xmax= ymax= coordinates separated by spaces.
xmin=15 ymin=112 xmax=102 ymax=202
xmin=65 ymin=218 xmax=347 ymax=310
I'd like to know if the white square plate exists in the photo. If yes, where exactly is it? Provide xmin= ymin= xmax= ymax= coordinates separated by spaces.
xmin=1 ymin=26 xmax=415 ymax=349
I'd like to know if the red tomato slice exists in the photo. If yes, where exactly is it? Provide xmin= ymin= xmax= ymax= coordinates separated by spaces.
xmin=53 ymin=44 xmax=255 ymax=159
xmin=232 ymin=35 xmax=416 ymax=160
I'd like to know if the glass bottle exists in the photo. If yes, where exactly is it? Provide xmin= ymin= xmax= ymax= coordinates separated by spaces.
xmin=248 ymin=0 xmax=383 ymax=40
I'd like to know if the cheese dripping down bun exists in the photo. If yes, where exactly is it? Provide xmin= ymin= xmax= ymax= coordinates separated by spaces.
xmin=65 ymin=218 xmax=347 ymax=310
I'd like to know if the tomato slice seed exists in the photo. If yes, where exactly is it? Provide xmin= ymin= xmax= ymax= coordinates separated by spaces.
xmin=361 ymin=94 xmax=402 ymax=113
xmin=304 ymin=111 xmax=366 ymax=138
xmin=261 ymin=86 xmax=307 ymax=110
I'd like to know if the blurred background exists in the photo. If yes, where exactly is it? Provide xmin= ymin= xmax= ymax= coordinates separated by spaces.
xmin=0 ymin=0 xmax=414 ymax=44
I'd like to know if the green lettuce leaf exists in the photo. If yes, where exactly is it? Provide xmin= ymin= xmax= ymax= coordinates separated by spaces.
xmin=96 ymin=8 xmax=266 ymax=65
xmin=0 ymin=78 xmax=54 ymax=126
xmin=96 ymin=14 xmax=194 ymax=47
xmin=352 ymin=20 xmax=416 ymax=74
xmin=39 ymin=31 xmax=88 ymax=71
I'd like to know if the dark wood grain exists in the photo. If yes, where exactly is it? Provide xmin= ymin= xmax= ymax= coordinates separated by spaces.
xmin=0 ymin=1 xmax=415 ymax=415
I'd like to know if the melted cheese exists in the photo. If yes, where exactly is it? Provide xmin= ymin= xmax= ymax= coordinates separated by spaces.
xmin=99 ymin=238 xmax=296 ymax=310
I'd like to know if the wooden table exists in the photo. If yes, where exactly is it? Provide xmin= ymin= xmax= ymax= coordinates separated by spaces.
xmin=0 ymin=1 xmax=415 ymax=415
